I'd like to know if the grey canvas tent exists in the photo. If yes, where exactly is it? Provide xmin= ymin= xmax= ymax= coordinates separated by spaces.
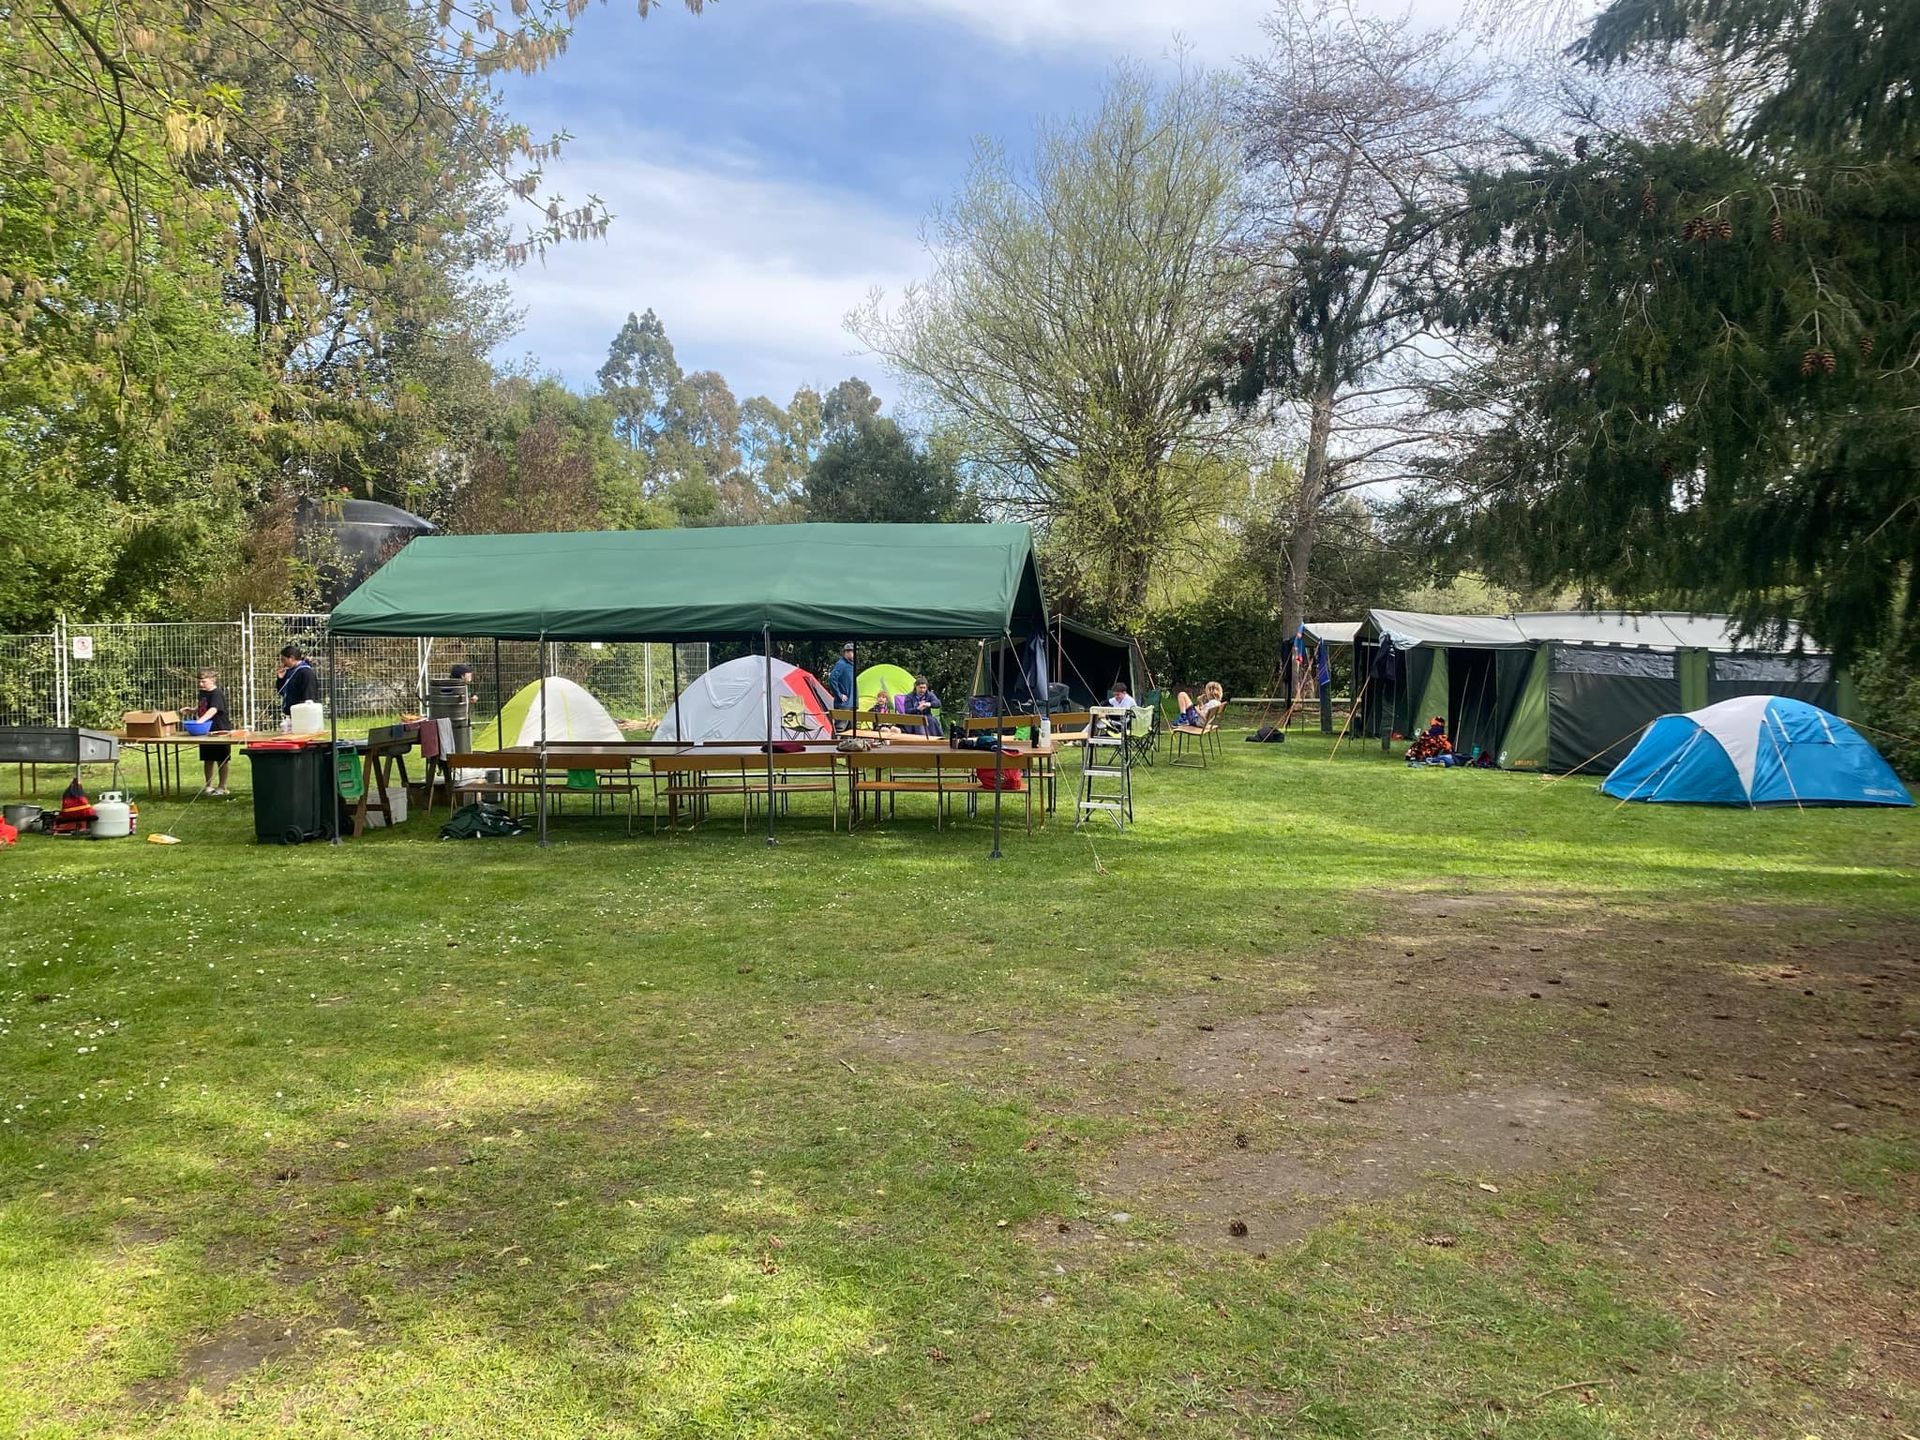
xmin=1359 ymin=609 xmax=1848 ymax=773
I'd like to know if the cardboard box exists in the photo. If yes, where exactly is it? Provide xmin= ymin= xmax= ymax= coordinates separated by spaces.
xmin=123 ymin=711 xmax=181 ymax=738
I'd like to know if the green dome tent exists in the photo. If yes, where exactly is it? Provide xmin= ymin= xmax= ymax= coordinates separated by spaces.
xmin=858 ymin=663 xmax=917 ymax=711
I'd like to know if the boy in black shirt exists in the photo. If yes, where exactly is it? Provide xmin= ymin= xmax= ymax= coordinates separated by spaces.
xmin=193 ymin=668 xmax=234 ymax=795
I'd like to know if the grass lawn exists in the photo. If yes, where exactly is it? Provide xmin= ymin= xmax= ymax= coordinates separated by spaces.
xmin=2 ymin=733 xmax=1916 ymax=1438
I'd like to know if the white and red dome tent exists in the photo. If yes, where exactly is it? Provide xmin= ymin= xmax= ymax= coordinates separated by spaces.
xmin=652 ymin=655 xmax=833 ymax=748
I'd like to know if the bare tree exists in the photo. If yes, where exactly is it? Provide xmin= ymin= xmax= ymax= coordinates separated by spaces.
xmin=851 ymin=65 xmax=1255 ymax=617
xmin=1227 ymin=0 xmax=1500 ymax=659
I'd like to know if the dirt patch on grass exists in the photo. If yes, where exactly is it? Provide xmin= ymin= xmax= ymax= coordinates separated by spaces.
xmin=1113 ymin=1002 xmax=1412 ymax=1101
xmin=1080 ymin=1082 xmax=1598 ymax=1252
xmin=129 ymin=1314 xmax=301 ymax=1406
xmin=836 ymin=999 xmax=1418 ymax=1120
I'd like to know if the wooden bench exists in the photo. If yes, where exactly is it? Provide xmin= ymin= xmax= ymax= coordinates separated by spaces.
xmin=647 ymin=750 xmax=840 ymax=832
xmin=447 ymin=749 xmax=643 ymax=832
xmin=841 ymin=747 xmax=1038 ymax=833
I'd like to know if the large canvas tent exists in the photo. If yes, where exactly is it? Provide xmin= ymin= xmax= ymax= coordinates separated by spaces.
xmin=977 ymin=616 xmax=1146 ymax=709
xmin=328 ymin=523 xmax=1050 ymax=850
xmin=1359 ymin=609 xmax=1850 ymax=774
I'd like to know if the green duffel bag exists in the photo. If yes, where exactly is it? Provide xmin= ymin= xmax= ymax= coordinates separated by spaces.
xmin=439 ymin=802 xmax=527 ymax=840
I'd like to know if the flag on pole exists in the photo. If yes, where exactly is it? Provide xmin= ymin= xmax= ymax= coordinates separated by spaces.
xmin=1316 ymin=639 xmax=1332 ymax=691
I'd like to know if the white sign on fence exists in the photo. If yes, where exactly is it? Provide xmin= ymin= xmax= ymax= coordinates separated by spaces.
xmin=70 ymin=635 xmax=94 ymax=661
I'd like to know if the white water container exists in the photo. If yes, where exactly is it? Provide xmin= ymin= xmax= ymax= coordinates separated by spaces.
xmin=92 ymin=792 xmax=134 ymax=838
xmin=290 ymin=700 xmax=325 ymax=734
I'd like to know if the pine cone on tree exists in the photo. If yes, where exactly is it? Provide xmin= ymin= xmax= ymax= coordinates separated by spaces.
xmin=1819 ymin=349 xmax=1837 ymax=374
xmin=1574 ymin=135 xmax=1589 ymax=160
xmin=1859 ymin=334 xmax=1875 ymax=360
xmin=1715 ymin=218 xmax=1732 ymax=240
xmin=1769 ymin=214 xmax=1785 ymax=244
xmin=1681 ymin=218 xmax=1698 ymax=241
xmin=1799 ymin=349 xmax=1819 ymax=376
xmin=1641 ymin=185 xmax=1656 ymax=217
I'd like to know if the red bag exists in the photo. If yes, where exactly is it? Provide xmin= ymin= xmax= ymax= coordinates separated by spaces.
xmin=976 ymin=766 xmax=1024 ymax=791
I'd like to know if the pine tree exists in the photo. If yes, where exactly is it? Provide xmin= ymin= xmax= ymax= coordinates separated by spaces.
xmin=1421 ymin=0 xmax=1920 ymax=659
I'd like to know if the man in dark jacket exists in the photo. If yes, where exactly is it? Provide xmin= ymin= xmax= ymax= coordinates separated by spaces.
xmin=277 ymin=645 xmax=319 ymax=721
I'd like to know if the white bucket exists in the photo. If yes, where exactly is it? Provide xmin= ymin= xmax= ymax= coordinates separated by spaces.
xmin=291 ymin=700 xmax=325 ymax=733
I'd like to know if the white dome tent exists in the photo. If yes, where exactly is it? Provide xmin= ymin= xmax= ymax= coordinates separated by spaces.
xmin=653 ymin=655 xmax=833 ymax=749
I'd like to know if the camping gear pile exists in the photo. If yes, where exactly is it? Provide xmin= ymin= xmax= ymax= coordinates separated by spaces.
xmin=12 ymin=779 xmax=139 ymax=839
xmin=1406 ymin=719 xmax=1454 ymax=765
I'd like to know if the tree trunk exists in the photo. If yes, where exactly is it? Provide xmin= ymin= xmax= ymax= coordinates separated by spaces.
xmin=1280 ymin=384 xmax=1337 ymax=697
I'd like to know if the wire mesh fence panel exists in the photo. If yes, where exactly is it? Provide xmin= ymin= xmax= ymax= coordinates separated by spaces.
xmin=249 ymin=613 xmax=422 ymax=729
xmin=60 ymin=622 xmax=247 ymax=732
xmin=2 ymin=618 xmax=713 ymax=738
xmin=0 ymin=633 xmax=59 ymax=727
xmin=423 ymin=639 xmax=709 ymax=740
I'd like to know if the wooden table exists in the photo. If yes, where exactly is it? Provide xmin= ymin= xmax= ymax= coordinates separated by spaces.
xmin=115 ymin=731 xmax=324 ymax=798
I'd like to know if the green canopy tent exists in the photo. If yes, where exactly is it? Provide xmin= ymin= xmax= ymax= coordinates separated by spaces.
xmin=1356 ymin=608 xmax=1847 ymax=773
xmin=329 ymin=524 xmax=1050 ymax=852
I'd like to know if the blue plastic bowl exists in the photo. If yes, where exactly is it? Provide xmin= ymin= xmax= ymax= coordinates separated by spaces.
xmin=181 ymin=717 xmax=213 ymax=736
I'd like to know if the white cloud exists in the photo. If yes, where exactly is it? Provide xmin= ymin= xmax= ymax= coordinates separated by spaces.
xmin=499 ymin=139 xmax=922 ymax=405
xmin=817 ymin=0 xmax=1471 ymax=65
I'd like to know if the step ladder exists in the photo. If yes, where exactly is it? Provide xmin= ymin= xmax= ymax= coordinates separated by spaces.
xmin=1076 ymin=706 xmax=1132 ymax=830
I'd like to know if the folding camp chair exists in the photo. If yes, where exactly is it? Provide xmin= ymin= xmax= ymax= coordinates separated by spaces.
xmin=1124 ymin=694 xmax=1161 ymax=768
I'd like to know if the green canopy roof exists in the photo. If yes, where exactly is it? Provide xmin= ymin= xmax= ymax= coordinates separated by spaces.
xmin=329 ymin=524 xmax=1049 ymax=641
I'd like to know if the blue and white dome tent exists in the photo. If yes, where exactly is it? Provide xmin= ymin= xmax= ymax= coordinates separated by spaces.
xmin=1602 ymin=696 xmax=1913 ymax=807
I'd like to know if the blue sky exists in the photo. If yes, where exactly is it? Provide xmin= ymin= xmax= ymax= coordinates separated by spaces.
xmin=495 ymin=0 xmax=1466 ymax=414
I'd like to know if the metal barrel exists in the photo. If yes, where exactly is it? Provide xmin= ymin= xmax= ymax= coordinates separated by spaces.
xmin=427 ymin=682 xmax=473 ymax=755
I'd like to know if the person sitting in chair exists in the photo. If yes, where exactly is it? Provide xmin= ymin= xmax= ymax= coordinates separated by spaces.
xmin=868 ymin=683 xmax=901 ymax=734
xmin=1176 ymin=681 xmax=1223 ymax=727
xmin=901 ymin=675 xmax=941 ymax=737
xmin=1107 ymin=679 xmax=1136 ymax=710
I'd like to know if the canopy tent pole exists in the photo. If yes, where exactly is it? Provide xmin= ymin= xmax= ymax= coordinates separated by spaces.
xmin=492 ymin=638 xmax=503 ymax=748
xmin=990 ymin=631 xmax=1006 ymax=860
xmin=671 ymin=642 xmax=683 ymax=745
xmin=537 ymin=637 xmax=548 ymax=848
xmin=668 ymin=642 xmax=684 ymax=832
xmin=763 ymin=626 xmax=778 ymax=847
xmin=327 ymin=629 xmax=341 ymax=846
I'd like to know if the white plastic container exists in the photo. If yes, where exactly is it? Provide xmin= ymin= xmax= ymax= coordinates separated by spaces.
xmin=92 ymin=791 xmax=134 ymax=838
xmin=290 ymin=700 xmax=325 ymax=734
xmin=368 ymin=786 xmax=408 ymax=827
